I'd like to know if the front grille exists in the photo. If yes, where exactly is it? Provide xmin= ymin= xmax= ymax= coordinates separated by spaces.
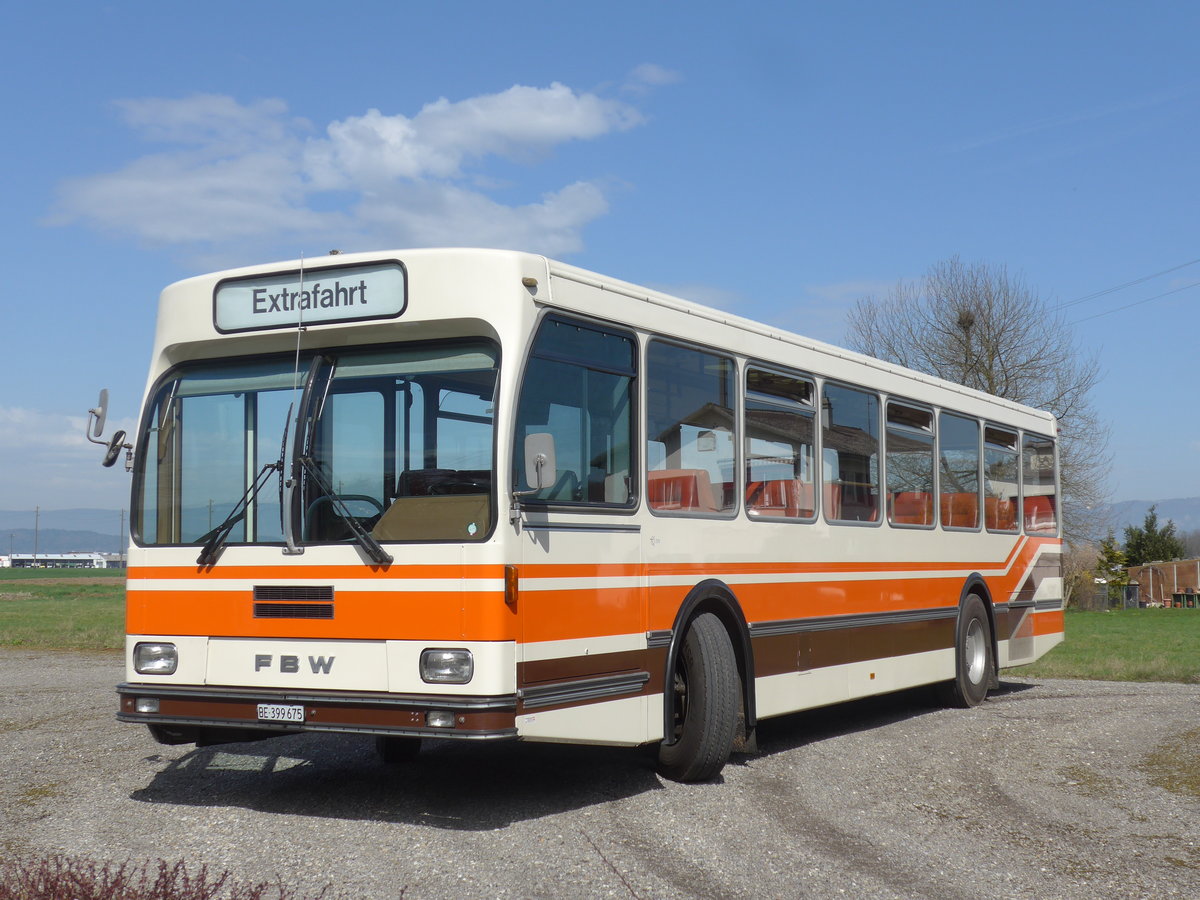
xmin=254 ymin=585 xmax=334 ymax=602
xmin=254 ymin=602 xmax=334 ymax=619
xmin=253 ymin=585 xmax=334 ymax=619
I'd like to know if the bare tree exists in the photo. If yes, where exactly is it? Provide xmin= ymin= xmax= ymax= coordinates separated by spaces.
xmin=1180 ymin=528 xmax=1200 ymax=558
xmin=845 ymin=256 xmax=1110 ymax=544
xmin=1062 ymin=540 xmax=1101 ymax=609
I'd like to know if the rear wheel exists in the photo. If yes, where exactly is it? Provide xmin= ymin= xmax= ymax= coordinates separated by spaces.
xmin=657 ymin=612 xmax=739 ymax=782
xmin=939 ymin=594 xmax=993 ymax=708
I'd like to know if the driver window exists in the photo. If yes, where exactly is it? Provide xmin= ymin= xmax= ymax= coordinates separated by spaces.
xmin=513 ymin=316 xmax=637 ymax=506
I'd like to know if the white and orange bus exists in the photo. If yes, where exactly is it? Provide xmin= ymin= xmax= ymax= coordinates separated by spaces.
xmin=99 ymin=248 xmax=1062 ymax=781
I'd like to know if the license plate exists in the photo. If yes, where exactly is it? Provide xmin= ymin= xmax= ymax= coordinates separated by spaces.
xmin=256 ymin=703 xmax=305 ymax=723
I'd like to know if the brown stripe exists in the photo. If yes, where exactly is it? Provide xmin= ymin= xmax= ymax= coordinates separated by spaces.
xmin=515 ymin=647 xmax=667 ymax=714
xmin=752 ymin=614 xmax=956 ymax=676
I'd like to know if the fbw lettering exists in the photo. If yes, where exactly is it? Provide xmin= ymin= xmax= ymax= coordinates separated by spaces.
xmin=254 ymin=654 xmax=336 ymax=674
xmin=251 ymin=279 xmax=369 ymax=314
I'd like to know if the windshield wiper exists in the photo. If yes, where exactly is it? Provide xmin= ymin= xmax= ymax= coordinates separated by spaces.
xmin=195 ymin=461 xmax=281 ymax=566
xmin=295 ymin=455 xmax=393 ymax=566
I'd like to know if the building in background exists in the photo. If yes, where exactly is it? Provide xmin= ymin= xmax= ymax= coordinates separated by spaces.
xmin=1127 ymin=557 xmax=1200 ymax=606
xmin=0 ymin=552 xmax=113 ymax=569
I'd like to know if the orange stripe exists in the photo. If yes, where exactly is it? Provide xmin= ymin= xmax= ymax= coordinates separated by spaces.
xmin=1032 ymin=609 xmax=1065 ymax=636
xmin=127 ymin=538 xmax=1060 ymax=643
xmin=127 ymin=587 xmax=516 ymax=641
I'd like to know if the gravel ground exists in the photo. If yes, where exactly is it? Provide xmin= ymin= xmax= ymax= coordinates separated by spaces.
xmin=1 ymin=648 xmax=1197 ymax=899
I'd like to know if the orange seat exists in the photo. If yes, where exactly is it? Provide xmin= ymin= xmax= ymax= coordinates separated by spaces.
xmin=890 ymin=491 xmax=933 ymax=526
xmin=826 ymin=482 xmax=878 ymax=522
xmin=1023 ymin=495 xmax=1056 ymax=533
xmin=940 ymin=492 xmax=979 ymax=528
xmin=985 ymin=496 xmax=1017 ymax=531
xmin=648 ymin=469 xmax=719 ymax=512
xmin=747 ymin=479 xmax=815 ymax=518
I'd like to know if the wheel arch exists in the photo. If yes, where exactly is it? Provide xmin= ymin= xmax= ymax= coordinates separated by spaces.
xmin=661 ymin=578 xmax=756 ymax=747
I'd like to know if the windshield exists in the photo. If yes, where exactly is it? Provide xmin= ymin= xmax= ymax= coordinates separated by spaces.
xmin=133 ymin=340 xmax=498 ymax=547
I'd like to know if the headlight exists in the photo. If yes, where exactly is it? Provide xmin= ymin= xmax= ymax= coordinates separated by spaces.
xmin=419 ymin=648 xmax=473 ymax=684
xmin=134 ymin=642 xmax=178 ymax=675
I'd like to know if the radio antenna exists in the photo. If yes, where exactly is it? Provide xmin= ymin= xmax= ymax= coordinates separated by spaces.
xmin=291 ymin=253 xmax=307 ymax=396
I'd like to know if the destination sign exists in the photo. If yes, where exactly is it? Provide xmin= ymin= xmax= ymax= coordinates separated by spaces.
xmin=214 ymin=261 xmax=407 ymax=333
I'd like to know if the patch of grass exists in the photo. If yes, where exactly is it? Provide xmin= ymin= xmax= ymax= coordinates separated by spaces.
xmin=0 ymin=578 xmax=124 ymax=650
xmin=1019 ymin=608 xmax=1200 ymax=684
xmin=1140 ymin=727 xmax=1200 ymax=799
xmin=0 ymin=567 xmax=124 ymax=581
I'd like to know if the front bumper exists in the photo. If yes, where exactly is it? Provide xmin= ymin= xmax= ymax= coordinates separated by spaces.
xmin=117 ymin=682 xmax=518 ymax=740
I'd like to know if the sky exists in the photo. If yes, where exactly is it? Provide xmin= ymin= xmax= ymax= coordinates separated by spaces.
xmin=2 ymin=1 xmax=1197 ymax=515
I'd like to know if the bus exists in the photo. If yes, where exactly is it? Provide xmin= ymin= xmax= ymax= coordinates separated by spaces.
xmin=98 ymin=248 xmax=1063 ymax=782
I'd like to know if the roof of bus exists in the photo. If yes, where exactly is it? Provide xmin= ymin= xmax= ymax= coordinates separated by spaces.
xmin=159 ymin=247 xmax=1057 ymax=432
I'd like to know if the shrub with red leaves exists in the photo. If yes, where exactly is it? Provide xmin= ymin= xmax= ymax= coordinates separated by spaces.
xmin=0 ymin=855 xmax=337 ymax=900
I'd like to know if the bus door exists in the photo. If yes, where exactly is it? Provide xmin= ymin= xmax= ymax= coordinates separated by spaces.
xmin=510 ymin=315 xmax=650 ymax=742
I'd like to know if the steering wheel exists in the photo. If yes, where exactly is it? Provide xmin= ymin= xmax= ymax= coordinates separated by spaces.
xmin=430 ymin=478 xmax=488 ymax=495
xmin=305 ymin=493 xmax=385 ymax=518
xmin=304 ymin=494 xmax=386 ymax=540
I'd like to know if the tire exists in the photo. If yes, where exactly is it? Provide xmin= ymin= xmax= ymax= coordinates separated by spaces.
xmin=375 ymin=735 xmax=422 ymax=764
xmin=657 ymin=612 xmax=740 ymax=782
xmin=938 ymin=594 xmax=994 ymax=708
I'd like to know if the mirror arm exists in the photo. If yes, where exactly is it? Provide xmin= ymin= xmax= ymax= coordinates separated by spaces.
xmin=509 ymin=452 xmax=550 ymax=524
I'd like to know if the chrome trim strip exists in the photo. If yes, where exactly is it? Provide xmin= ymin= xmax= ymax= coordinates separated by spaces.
xmin=749 ymin=606 xmax=957 ymax=638
xmin=518 ymin=671 xmax=650 ymax=709
xmin=645 ymin=630 xmax=673 ymax=649
xmin=521 ymin=522 xmax=641 ymax=534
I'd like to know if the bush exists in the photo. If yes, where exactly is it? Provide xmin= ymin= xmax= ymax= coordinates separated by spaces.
xmin=0 ymin=855 xmax=340 ymax=900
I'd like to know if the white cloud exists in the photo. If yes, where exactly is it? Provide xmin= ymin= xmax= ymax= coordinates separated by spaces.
xmin=0 ymin=407 xmax=134 ymax=510
xmin=624 ymin=63 xmax=683 ymax=92
xmin=50 ymin=80 xmax=652 ymax=260
xmin=114 ymin=94 xmax=300 ymax=149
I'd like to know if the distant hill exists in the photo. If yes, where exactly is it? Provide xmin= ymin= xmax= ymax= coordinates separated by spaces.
xmin=0 ymin=508 xmax=126 ymax=536
xmin=2 ymin=528 xmax=125 ymax=555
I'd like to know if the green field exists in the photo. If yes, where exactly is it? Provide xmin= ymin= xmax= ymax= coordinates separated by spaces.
xmin=1018 ymin=608 xmax=1200 ymax=684
xmin=0 ymin=567 xmax=124 ymax=582
xmin=0 ymin=569 xmax=124 ymax=650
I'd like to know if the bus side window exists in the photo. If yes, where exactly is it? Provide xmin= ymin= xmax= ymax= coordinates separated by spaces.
xmin=939 ymin=412 xmax=980 ymax=530
xmin=745 ymin=367 xmax=815 ymax=520
xmin=512 ymin=316 xmax=637 ymax=506
xmin=821 ymin=383 xmax=880 ymax=523
xmin=885 ymin=402 xmax=934 ymax=527
xmin=984 ymin=426 xmax=1019 ymax=533
xmin=646 ymin=341 xmax=737 ymax=515
xmin=1022 ymin=433 xmax=1058 ymax=534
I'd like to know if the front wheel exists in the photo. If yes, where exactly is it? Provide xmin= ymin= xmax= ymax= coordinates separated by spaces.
xmin=657 ymin=612 xmax=740 ymax=782
xmin=939 ymin=594 xmax=994 ymax=708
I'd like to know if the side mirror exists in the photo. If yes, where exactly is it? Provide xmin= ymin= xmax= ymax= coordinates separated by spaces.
xmin=510 ymin=432 xmax=557 ymax=524
xmin=87 ymin=389 xmax=109 ymax=442
xmin=524 ymin=432 xmax=557 ymax=491
xmin=102 ymin=430 xmax=127 ymax=468
xmin=86 ymin=389 xmax=133 ymax=471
